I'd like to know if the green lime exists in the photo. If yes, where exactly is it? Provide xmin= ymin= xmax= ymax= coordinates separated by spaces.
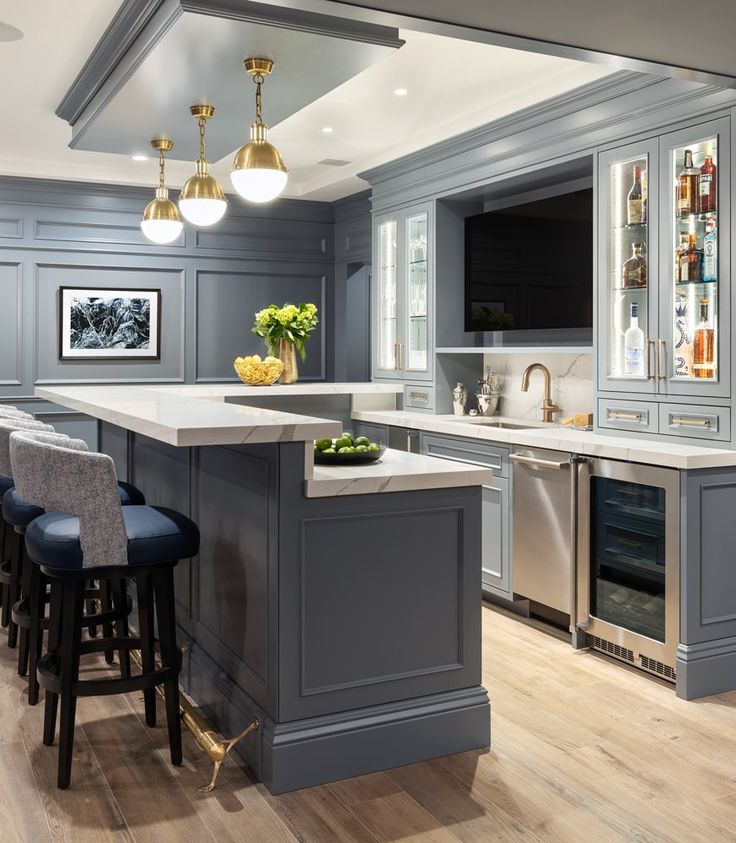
xmin=354 ymin=436 xmax=369 ymax=446
xmin=315 ymin=438 xmax=333 ymax=451
xmin=355 ymin=444 xmax=369 ymax=453
xmin=334 ymin=436 xmax=352 ymax=451
xmin=322 ymin=447 xmax=336 ymax=454
xmin=341 ymin=431 xmax=354 ymax=443
xmin=368 ymin=442 xmax=381 ymax=452
xmin=338 ymin=446 xmax=356 ymax=454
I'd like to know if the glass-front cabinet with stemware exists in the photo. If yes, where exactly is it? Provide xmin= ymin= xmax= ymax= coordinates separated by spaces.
xmin=372 ymin=203 xmax=433 ymax=383
xmin=597 ymin=118 xmax=731 ymax=440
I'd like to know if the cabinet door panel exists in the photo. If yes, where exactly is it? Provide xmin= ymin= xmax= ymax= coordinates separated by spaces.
xmin=597 ymin=139 xmax=660 ymax=395
xmin=373 ymin=215 xmax=401 ymax=379
xmin=482 ymin=477 xmax=511 ymax=599
xmin=403 ymin=208 xmax=433 ymax=381
xmin=658 ymin=117 xmax=730 ymax=399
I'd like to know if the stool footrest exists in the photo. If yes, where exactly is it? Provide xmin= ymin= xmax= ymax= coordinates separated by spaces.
xmin=0 ymin=560 xmax=11 ymax=586
xmin=37 ymin=651 xmax=176 ymax=698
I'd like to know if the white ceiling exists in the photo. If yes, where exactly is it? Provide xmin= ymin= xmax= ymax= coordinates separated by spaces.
xmin=0 ymin=1 xmax=612 ymax=201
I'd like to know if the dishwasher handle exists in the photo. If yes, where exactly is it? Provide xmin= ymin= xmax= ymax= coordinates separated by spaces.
xmin=510 ymin=453 xmax=570 ymax=471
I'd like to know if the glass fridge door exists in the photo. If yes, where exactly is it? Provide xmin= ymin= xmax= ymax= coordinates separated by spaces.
xmin=661 ymin=118 xmax=730 ymax=398
xmin=375 ymin=217 xmax=399 ymax=376
xmin=405 ymin=211 xmax=429 ymax=375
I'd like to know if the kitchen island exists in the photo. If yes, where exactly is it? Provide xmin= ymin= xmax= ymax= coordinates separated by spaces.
xmin=36 ymin=383 xmax=492 ymax=793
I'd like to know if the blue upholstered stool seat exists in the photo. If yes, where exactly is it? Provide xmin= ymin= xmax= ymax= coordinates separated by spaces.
xmin=0 ymin=474 xmax=14 ymax=496
xmin=25 ymin=505 xmax=199 ymax=570
xmin=3 ymin=482 xmax=145 ymax=528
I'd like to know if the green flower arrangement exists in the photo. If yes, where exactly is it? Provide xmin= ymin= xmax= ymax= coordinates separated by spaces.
xmin=252 ymin=302 xmax=319 ymax=360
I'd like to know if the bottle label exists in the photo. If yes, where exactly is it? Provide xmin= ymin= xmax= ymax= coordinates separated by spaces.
xmin=700 ymin=174 xmax=713 ymax=196
xmin=704 ymin=236 xmax=717 ymax=281
xmin=680 ymin=256 xmax=689 ymax=282
xmin=628 ymin=199 xmax=644 ymax=224
xmin=624 ymin=347 xmax=643 ymax=376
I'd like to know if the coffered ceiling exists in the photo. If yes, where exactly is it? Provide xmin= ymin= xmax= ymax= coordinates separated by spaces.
xmin=0 ymin=0 xmax=613 ymax=201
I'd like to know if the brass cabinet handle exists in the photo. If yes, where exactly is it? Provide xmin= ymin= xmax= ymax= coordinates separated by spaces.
xmin=394 ymin=341 xmax=400 ymax=371
xmin=657 ymin=339 xmax=666 ymax=381
xmin=647 ymin=339 xmax=655 ymax=380
xmin=608 ymin=410 xmax=643 ymax=422
xmin=670 ymin=416 xmax=712 ymax=428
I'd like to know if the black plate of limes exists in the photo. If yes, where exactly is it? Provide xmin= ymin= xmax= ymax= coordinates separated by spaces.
xmin=314 ymin=432 xmax=386 ymax=464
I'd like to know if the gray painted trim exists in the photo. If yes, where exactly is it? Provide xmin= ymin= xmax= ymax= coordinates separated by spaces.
xmin=676 ymin=639 xmax=736 ymax=700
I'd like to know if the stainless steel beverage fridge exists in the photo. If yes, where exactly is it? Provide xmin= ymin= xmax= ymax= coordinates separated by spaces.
xmin=576 ymin=458 xmax=680 ymax=681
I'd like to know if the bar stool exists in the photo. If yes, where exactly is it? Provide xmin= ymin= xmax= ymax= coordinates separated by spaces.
xmin=0 ymin=418 xmax=55 ymax=635
xmin=0 ymin=424 xmax=146 ymax=704
xmin=10 ymin=430 xmax=199 ymax=789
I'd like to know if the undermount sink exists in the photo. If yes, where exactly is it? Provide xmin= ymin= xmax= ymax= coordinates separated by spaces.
xmin=457 ymin=418 xmax=542 ymax=430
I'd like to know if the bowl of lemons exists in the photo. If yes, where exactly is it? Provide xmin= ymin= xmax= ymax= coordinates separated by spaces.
xmin=314 ymin=432 xmax=385 ymax=465
xmin=233 ymin=354 xmax=284 ymax=385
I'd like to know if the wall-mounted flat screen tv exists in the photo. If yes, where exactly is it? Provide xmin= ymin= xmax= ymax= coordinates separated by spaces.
xmin=465 ymin=188 xmax=593 ymax=332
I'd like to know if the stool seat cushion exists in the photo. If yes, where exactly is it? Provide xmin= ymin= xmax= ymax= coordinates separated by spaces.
xmin=0 ymin=474 xmax=13 ymax=496
xmin=25 ymin=505 xmax=199 ymax=570
xmin=3 ymin=481 xmax=146 ymax=528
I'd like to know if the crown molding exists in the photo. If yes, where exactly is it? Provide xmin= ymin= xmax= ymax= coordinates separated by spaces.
xmin=332 ymin=189 xmax=371 ymax=222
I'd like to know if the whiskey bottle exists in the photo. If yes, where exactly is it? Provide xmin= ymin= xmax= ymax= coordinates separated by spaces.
xmin=627 ymin=165 xmax=645 ymax=225
xmin=699 ymin=154 xmax=717 ymax=213
xmin=679 ymin=233 xmax=703 ymax=283
xmin=678 ymin=149 xmax=699 ymax=215
xmin=624 ymin=302 xmax=646 ymax=377
xmin=703 ymin=218 xmax=717 ymax=282
xmin=622 ymin=242 xmax=647 ymax=288
xmin=674 ymin=232 xmax=689 ymax=283
xmin=693 ymin=298 xmax=715 ymax=379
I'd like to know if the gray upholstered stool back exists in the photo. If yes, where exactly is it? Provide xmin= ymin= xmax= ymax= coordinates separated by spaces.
xmin=0 ymin=418 xmax=56 ymax=477
xmin=9 ymin=431 xmax=128 ymax=569
xmin=0 ymin=407 xmax=33 ymax=421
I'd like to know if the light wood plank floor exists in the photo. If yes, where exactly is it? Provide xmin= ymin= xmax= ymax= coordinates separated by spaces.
xmin=1 ymin=603 xmax=736 ymax=842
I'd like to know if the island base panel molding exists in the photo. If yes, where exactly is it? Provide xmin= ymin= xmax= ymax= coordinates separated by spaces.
xmin=98 ymin=421 xmax=490 ymax=793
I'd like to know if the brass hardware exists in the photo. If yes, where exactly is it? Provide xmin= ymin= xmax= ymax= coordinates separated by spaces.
xmin=670 ymin=416 xmax=711 ymax=427
xmin=608 ymin=411 xmax=643 ymax=422
xmin=244 ymin=57 xmax=274 ymax=77
xmin=140 ymin=139 xmax=182 ymax=244
xmin=657 ymin=339 xmax=666 ymax=380
xmin=618 ymin=537 xmax=643 ymax=548
xmin=150 ymin=138 xmax=174 ymax=152
xmin=646 ymin=339 xmax=655 ymax=380
xmin=399 ymin=342 xmax=405 ymax=371
xmin=393 ymin=341 xmax=399 ymax=371
xmin=520 ymin=363 xmax=560 ymax=423
xmin=129 ymin=647 xmax=259 ymax=793
xmin=179 ymin=105 xmax=227 ymax=222
xmin=189 ymin=104 xmax=215 ymax=120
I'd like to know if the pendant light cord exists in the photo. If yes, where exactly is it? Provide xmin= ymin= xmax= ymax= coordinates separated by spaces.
xmin=158 ymin=148 xmax=166 ymax=189
xmin=253 ymin=73 xmax=264 ymax=124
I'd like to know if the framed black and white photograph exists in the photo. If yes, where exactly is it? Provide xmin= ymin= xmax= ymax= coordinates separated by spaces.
xmin=59 ymin=287 xmax=161 ymax=360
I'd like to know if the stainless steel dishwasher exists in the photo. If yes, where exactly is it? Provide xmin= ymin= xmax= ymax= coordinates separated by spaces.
xmin=511 ymin=447 xmax=574 ymax=615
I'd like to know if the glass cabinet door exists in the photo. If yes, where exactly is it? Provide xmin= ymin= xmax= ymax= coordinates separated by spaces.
xmin=660 ymin=118 xmax=730 ymax=398
xmin=375 ymin=217 xmax=399 ymax=376
xmin=598 ymin=141 xmax=659 ymax=393
xmin=405 ymin=211 xmax=429 ymax=375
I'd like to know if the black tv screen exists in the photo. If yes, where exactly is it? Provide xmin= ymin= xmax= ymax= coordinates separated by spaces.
xmin=465 ymin=189 xmax=593 ymax=332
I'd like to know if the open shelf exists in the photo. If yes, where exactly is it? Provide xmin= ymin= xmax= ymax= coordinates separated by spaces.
xmin=436 ymin=346 xmax=593 ymax=355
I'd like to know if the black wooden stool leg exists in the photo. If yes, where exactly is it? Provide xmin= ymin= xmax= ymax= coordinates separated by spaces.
xmin=136 ymin=573 xmax=156 ymax=727
xmin=0 ymin=518 xmax=6 ymax=626
xmin=86 ymin=578 xmax=98 ymax=638
xmin=7 ymin=532 xmax=23 ymax=649
xmin=28 ymin=564 xmax=45 ymax=705
xmin=43 ymin=578 xmax=63 ymax=746
xmin=153 ymin=566 xmax=182 ymax=766
xmin=17 ymin=539 xmax=32 ymax=675
xmin=57 ymin=577 xmax=84 ymax=790
xmin=100 ymin=580 xmax=114 ymax=664
xmin=114 ymin=579 xmax=130 ymax=679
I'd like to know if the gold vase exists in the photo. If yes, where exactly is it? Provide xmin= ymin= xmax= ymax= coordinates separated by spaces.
xmin=277 ymin=338 xmax=298 ymax=384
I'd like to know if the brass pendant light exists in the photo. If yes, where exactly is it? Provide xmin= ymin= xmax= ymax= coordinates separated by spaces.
xmin=231 ymin=58 xmax=288 ymax=204
xmin=140 ymin=138 xmax=183 ymax=245
xmin=178 ymin=105 xmax=227 ymax=226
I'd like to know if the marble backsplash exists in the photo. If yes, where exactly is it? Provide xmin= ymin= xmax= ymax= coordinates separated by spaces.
xmin=479 ymin=353 xmax=594 ymax=420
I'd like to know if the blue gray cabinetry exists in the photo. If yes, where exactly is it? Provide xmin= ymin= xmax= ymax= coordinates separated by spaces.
xmin=372 ymin=203 xmax=433 ymax=385
xmin=597 ymin=117 xmax=732 ymax=441
xmin=420 ymin=432 xmax=511 ymax=600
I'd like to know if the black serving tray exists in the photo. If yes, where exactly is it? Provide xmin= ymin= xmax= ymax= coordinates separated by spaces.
xmin=314 ymin=445 xmax=386 ymax=465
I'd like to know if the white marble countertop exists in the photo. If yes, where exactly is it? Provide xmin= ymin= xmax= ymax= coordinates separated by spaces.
xmin=352 ymin=410 xmax=736 ymax=470
xmin=305 ymin=448 xmax=493 ymax=498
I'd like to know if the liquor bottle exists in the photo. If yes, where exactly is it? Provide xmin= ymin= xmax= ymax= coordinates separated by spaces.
xmin=624 ymin=301 xmax=646 ymax=377
xmin=693 ymin=298 xmax=715 ymax=379
xmin=678 ymin=149 xmax=699 ymax=215
xmin=699 ymin=154 xmax=717 ymax=213
xmin=674 ymin=297 xmax=693 ymax=377
xmin=622 ymin=242 xmax=647 ymax=288
xmin=627 ymin=165 xmax=645 ymax=225
xmin=674 ymin=232 xmax=689 ymax=282
xmin=703 ymin=218 xmax=717 ymax=282
xmin=679 ymin=233 xmax=703 ymax=283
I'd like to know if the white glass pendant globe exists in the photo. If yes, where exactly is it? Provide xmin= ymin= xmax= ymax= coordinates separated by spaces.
xmin=230 ymin=167 xmax=288 ymax=204
xmin=140 ymin=218 xmax=183 ymax=244
xmin=178 ymin=197 xmax=227 ymax=226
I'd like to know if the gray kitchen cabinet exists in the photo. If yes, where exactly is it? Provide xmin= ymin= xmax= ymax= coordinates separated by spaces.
xmin=597 ymin=117 xmax=732 ymax=440
xmin=420 ymin=432 xmax=511 ymax=600
xmin=372 ymin=204 xmax=433 ymax=383
xmin=354 ymin=421 xmax=420 ymax=452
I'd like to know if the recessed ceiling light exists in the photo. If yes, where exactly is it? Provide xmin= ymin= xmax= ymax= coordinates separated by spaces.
xmin=393 ymin=87 xmax=408 ymax=97
xmin=0 ymin=22 xmax=23 ymax=42
xmin=321 ymin=127 xmax=334 ymax=134
xmin=131 ymin=154 xmax=148 ymax=162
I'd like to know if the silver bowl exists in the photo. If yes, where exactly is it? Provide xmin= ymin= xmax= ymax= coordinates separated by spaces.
xmin=475 ymin=394 xmax=500 ymax=416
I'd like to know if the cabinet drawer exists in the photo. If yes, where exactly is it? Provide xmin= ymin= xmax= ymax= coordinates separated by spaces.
xmin=659 ymin=403 xmax=730 ymax=442
xmin=598 ymin=399 xmax=659 ymax=434
xmin=420 ymin=433 xmax=509 ymax=478
xmin=404 ymin=384 xmax=434 ymax=410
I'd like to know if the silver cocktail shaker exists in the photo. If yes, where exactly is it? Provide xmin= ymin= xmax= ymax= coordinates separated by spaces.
xmin=452 ymin=382 xmax=468 ymax=416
